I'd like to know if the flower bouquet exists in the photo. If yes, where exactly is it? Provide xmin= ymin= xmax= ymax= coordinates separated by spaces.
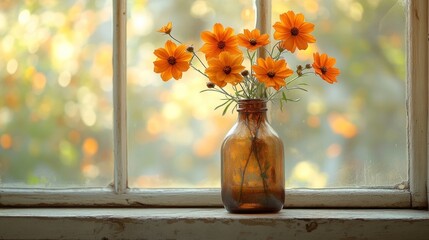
xmin=153 ymin=11 xmax=340 ymax=213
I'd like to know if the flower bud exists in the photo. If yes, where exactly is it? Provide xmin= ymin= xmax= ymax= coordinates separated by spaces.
xmin=241 ymin=70 xmax=249 ymax=77
xmin=305 ymin=64 xmax=312 ymax=69
xmin=297 ymin=65 xmax=303 ymax=71
xmin=187 ymin=46 xmax=194 ymax=53
xmin=206 ymin=82 xmax=215 ymax=88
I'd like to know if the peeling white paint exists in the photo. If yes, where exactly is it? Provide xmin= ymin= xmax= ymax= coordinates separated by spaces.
xmin=0 ymin=208 xmax=428 ymax=240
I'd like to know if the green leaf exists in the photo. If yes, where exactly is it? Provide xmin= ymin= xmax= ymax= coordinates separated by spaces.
xmin=222 ymin=100 xmax=234 ymax=116
xmin=294 ymin=87 xmax=308 ymax=92
xmin=214 ymin=99 xmax=232 ymax=111
xmin=281 ymin=91 xmax=301 ymax=103
xmin=288 ymin=98 xmax=301 ymax=102
xmin=200 ymin=89 xmax=214 ymax=94
xmin=282 ymin=91 xmax=288 ymax=101
xmin=231 ymin=102 xmax=237 ymax=114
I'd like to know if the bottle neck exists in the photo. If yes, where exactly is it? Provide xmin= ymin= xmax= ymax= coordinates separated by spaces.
xmin=237 ymin=99 xmax=268 ymax=122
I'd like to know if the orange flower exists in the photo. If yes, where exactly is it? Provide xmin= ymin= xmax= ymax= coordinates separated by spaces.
xmin=200 ymin=23 xmax=241 ymax=59
xmin=312 ymin=52 xmax=340 ymax=84
xmin=273 ymin=11 xmax=316 ymax=53
xmin=153 ymin=40 xmax=192 ymax=81
xmin=158 ymin=22 xmax=172 ymax=34
xmin=237 ymin=29 xmax=270 ymax=51
xmin=205 ymin=52 xmax=245 ymax=87
xmin=252 ymin=57 xmax=294 ymax=90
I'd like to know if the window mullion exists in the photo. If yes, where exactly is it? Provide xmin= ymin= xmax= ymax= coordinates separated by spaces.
xmin=408 ymin=0 xmax=428 ymax=208
xmin=113 ymin=0 xmax=128 ymax=194
xmin=255 ymin=0 xmax=271 ymax=59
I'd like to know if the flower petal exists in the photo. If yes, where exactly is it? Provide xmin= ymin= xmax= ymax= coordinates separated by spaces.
xmin=171 ymin=67 xmax=183 ymax=80
xmin=154 ymin=48 xmax=169 ymax=59
xmin=160 ymin=67 xmax=173 ymax=81
xmin=299 ymin=22 xmax=315 ymax=33
xmin=294 ymin=13 xmax=305 ymax=27
xmin=201 ymin=31 xmax=217 ymax=43
xmin=174 ymin=61 xmax=190 ymax=72
xmin=213 ymin=23 xmax=225 ymax=41
xmin=166 ymin=40 xmax=178 ymax=55
xmin=153 ymin=60 xmax=170 ymax=73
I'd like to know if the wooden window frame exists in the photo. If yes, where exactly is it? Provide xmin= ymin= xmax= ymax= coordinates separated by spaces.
xmin=0 ymin=0 xmax=427 ymax=209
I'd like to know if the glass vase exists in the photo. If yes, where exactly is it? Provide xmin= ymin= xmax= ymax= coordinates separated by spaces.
xmin=221 ymin=99 xmax=285 ymax=213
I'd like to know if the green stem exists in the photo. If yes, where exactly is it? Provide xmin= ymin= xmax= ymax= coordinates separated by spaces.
xmin=168 ymin=34 xmax=182 ymax=44
xmin=193 ymin=52 xmax=207 ymax=69
xmin=267 ymin=72 xmax=313 ymax=101
xmin=238 ymin=82 xmax=250 ymax=98
xmin=220 ymin=88 xmax=237 ymax=101
xmin=238 ymin=113 xmax=269 ymax=204
xmin=264 ymin=47 xmax=273 ymax=58
xmin=270 ymin=41 xmax=282 ymax=58
xmin=191 ymin=65 xmax=209 ymax=78
xmin=254 ymin=143 xmax=269 ymax=196
xmin=286 ymin=72 xmax=312 ymax=85
xmin=201 ymin=87 xmax=237 ymax=101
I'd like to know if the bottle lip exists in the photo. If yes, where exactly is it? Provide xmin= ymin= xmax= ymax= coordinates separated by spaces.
xmin=237 ymin=99 xmax=268 ymax=112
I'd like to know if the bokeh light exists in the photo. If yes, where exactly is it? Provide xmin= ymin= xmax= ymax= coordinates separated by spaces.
xmin=128 ymin=0 xmax=407 ymax=188
xmin=0 ymin=0 xmax=113 ymax=187
xmin=0 ymin=0 xmax=407 ymax=189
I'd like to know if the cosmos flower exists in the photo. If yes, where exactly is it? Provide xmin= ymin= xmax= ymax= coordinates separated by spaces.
xmin=153 ymin=40 xmax=192 ymax=81
xmin=200 ymin=23 xmax=241 ymax=59
xmin=252 ymin=57 xmax=294 ymax=90
xmin=273 ymin=11 xmax=316 ymax=53
xmin=158 ymin=22 xmax=172 ymax=34
xmin=312 ymin=52 xmax=340 ymax=84
xmin=237 ymin=29 xmax=270 ymax=51
xmin=205 ymin=52 xmax=245 ymax=87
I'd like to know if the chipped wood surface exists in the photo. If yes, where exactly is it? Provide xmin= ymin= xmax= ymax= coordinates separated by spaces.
xmin=0 ymin=208 xmax=428 ymax=240
xmin=0 ymin=188 xmax=410 ymax=208
xmin=0 ymin=0 xmax=427 ymax=211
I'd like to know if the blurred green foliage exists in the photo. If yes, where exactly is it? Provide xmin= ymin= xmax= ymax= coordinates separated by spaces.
xmin=0 ymin=0 xmax=113 ymax=187
xmin=0 ymin=0 xmax=407 ymax=188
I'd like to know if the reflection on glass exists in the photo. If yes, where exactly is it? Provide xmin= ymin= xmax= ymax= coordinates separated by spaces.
xmin=0 ymin=1 xmax=113 ymax=187
xmin=128 ymin=0 xmax=407 ymax=188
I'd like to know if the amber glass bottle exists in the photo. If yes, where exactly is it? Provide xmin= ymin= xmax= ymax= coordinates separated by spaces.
xmin=221 ymin=99 xmax=285 ymax=213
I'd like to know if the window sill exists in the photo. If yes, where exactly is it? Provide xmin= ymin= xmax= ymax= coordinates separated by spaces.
xmin=1 ymin=208 xmax=428 ymax=239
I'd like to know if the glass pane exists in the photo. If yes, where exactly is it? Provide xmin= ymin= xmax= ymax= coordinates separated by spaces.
xmin=128 ymin=0 xmax=407 ymax=188
xmin=128 ymin=0 xmax=251 ymax=188
xmin=271 ymin=0 xmax=407 ymax=188
xmin=0 ymin=0 xmax=113 ymax=188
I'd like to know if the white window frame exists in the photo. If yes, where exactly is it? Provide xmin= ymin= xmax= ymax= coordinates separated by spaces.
xmin=0 ymin=0 xmax=427 ymax=209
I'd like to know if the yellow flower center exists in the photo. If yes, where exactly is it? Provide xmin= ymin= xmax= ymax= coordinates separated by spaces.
xmin=291 ymin=27 xmax=299 ymax=36
xmin=167 ymin=56 xmax=176 ymax=65
xmin=218 ymin=41 xmax=226 ymax=49
xmin=223 ymin=66 xmax=232 ymax=74
xmin=267 ymin=71 xmax=276 ymax=78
